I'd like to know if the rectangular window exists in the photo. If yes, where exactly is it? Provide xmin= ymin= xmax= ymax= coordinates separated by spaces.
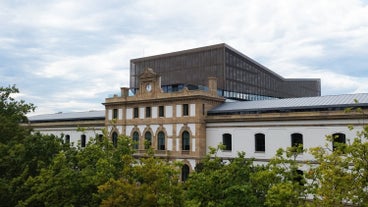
xmin=113 ymin=109 xmax=118 ymax=119
xmin=183 ymin=104 xmax=189 ymax=116
xmin=255 ymin=133 xmax=265 ymax=152
xmin=146 ymin=107 xmax=151 ymax=118
xmin=222 ymin=133 xmax=232 ymax=151
xmin=133 ymin=107 xmax=139 ymax=118
xmin=159 ymin=106 xmax=164 ymax=117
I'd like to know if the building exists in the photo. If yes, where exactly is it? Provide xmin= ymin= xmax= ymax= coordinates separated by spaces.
xmin=103 ymin=68 xmax=224 ymax=172
xmin=28 ymin=110 xmax=105 ymax=147
xmin=27 ymin=45 xmax=368 ymax=179
xmin=130 ymin=43 xmax=321 ymax=100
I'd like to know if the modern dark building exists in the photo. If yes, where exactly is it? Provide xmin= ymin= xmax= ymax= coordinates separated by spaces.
xmin=130 ymin=43 xmax=321 ymax=100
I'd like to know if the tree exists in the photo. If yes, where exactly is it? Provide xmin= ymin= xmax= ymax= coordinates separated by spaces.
xmin=98 ymin=148 xmax=183 ymax=207
xmin=184 ymin=146 xmax=262 ymax=207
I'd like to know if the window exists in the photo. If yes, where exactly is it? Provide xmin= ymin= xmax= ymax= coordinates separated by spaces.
xmin=222 ymin=133 xmax=232 ymax=151
xmin=65 ymin=134 xmax=70 ymax=144
xmin=183 ymin=104 xmax=189 ymax=116
xmin=112 ymin=132 xmax=118 ymax=147
xmin=146 ymin=107 xmax=151 ymax=118
xmin=98 ymin=134 xmax=103 ymax=142
xmin=181 ymin=164 xmax=190 ymax=182
xmin=145 ymin=131 xmax=152 ymax=149
xmin=113 ymin=109 xmax=118 ymax=119
xmin=157 ymin=131 xmax=165 ymax=150
xmin=159 ymin=105 xmax=164 ymax=117
xmin=182 ymin=131 xmax=190 ymax=150
xmin=291 ymin=133 xmax=303 ymax=150
xmin=255 ymin=133 xmax=265 ymax=152
xmin=332 ymin=133 xmax=346 ymax=151
xmin=81 ymin=134 xmax=86 ymax=147
xmin=133 ymin=107 xmax=139 ymax=118
xmin=133 ymin=131 xmax=139 ymax=149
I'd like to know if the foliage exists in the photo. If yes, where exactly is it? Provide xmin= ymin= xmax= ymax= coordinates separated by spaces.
xmin=98 ymin=148 xmax=183 ymax=207
xmin=184 ymin=146 xmax=262 ymax=207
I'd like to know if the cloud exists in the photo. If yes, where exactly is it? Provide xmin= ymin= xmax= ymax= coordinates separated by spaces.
xmin=1 ymin=0 xmax=368 ymax=114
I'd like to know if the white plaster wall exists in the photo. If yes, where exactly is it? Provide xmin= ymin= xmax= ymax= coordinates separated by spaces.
xmin=152 ymin=106 xmax=158 ymax=118
xmin=206 ymin=120 xmax=364 ymax=161
xmin=139 ymin=107 xmax=144 ymax=119
xmin=118 ymin=109 xmax=123 ymax=120
xmin=108 ymin=109 xmax=112 ymax=120
xmin=126 ymin=108 xmax=133 ymax=119
xmin=176 ymin=105 xmax=181 ymax=117
xmin=33 ymin=127 xmax=103 ymax=147
xmin=126 ymin=125 xmax=134 ymax=136
xmin=167 ymin=138 xmax=173 ymax=150
xmin=166 ymin=106 xmax=173 ymax=118
xmin=163 ymin=124 xmax=173 ymax=137
xmin=190 ymin=104 xmax=195 ymax=116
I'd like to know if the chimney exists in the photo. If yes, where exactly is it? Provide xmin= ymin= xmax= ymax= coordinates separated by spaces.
xmin=121 ymin=87 xmax=129 ymax=98
xmin=208 ymin=77 xmax=218 ymax=96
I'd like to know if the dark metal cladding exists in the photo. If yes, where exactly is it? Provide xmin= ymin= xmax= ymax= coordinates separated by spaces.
xmin=130 ymin=43 xmax=321 ymax=100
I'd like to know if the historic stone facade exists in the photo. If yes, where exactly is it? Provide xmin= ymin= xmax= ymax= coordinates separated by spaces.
xmin=103 ymin=68 xmax=224 ymax=170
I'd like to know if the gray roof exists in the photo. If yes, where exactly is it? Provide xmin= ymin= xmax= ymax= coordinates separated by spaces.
xmin=28 ymin=110 xmax=105 ymax=122
xmin=208 ymin=93 xmax=368 ymax=114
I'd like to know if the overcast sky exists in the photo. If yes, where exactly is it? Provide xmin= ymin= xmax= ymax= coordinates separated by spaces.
xmin=1 ymin=0 xmax=368 ymax=115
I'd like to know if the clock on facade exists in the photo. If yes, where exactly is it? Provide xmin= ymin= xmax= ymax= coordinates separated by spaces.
xmin=146 ymin=83 xmax=152 ymax=92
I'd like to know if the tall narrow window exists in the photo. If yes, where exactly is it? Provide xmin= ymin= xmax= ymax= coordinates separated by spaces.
xmin=159 ymin=106 xmax=165 ymax=117
xmin=183 ymin=104 xmax=189 ymax=116
xmin=222 ymin=133 xmax=232 ymax=151
xmin=182 ymin=131 xmax=190 ymax=150
xmin=332 ymin=133 xmax=346 ymax=151
xmin=112 ymin=132 xmax=118 ymax=147
xmin=133 ymin=107 xmax=139 ymax=118
xmin=98 ymin=134 xmax=103 ymax=142
xmin=113 ymin=109 xmax=118 ymax=119
xmin=291 ymin=133 xmax=303 ymax=150
xmin=65 ymin=134 xmax=70 ymax=144
xmin=157 ymin=131 xmax=165 ymax=150
xmin=81 ymin=134 xmax=86 ymax=147
xmin=181 ymin=164 xmax=190 ymax=182
xmin=133 ymin=131 xmax=139 ymax=149
xmin=255 ymin=133 xmax=265 ymax=152
xmin=146 ymin=107 xmax=151 ymax=118
xmin=145 ymin=131 xmax=152 ymax=149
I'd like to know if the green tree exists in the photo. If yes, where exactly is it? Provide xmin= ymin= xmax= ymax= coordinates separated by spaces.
xmin=98 ymin=149 xmax=183 ymax=207
xmin=19 ymin=133 xmax=135 ymax=207
xmin=184 ymin=146 xmax=261 ymax=207
xmin=263 ymin=146 xmax=307 ymax=207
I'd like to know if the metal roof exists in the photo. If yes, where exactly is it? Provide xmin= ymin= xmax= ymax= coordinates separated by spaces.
xmin=208 ymin=93 xmax=368 ymax=114
xmin=28 ymin=110 xmax=105 ymax=122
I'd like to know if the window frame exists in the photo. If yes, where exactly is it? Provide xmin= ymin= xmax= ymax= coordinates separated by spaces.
xmin=182 ymin=131 xmax=190 ymax=151
xmin=81 ymin=134 xmax=86 ymax=147
xmin=255 ymin=133 xmax=265 ymax=152
xmin=183 ymin=104 xmax=189 ymax=116
xmin=158 ymin=105 xmax=165 ymax=117
xmin=113 ymin=108 xmax=118 ymax=119
xmin=145 ymin=107 xmax=151 ymax=118
xmin=157 ymin=131 xmax=165 ymax=150
xmin=145 ymin=131 xmax=152 ymax=149
xmin=222 ymin=133 xmax=232 ymax=151
xmin=291 ymin=133 xmax=303 ymax=150
xmin=133 ymin=107 xmax=139 ymax=118
xmin=132 ymin=131 xmax=139 ymax=149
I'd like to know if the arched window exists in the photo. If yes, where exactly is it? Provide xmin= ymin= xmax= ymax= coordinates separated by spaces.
xmin=332 ymin=133 xmax=346 ymax=151
xmin=157 ymin=131 xmax=165 ymax=150
xmin=291 ymin=133 xmax=303 ymax=150
xmin=112 ymin=132 xmax=118 ymax=147
xmin=222 ymin=133 xmax=232 ymax=151
xmin=145 ymin=131 xmax=152 ymax=149
xmin=255 ymin=133 xmax=265 ymax=152
xmin=132 ymin=131 xmax=139 ymax=149
xmin=181 ymin=164 xmax=190 ymax=182
xmin=65 ymin=134 xmax=70 ymax=144
xmin=182 ymin=131 xmax=190 ymax=151
xmin=81 ymin=134 xmax=86 ymax=147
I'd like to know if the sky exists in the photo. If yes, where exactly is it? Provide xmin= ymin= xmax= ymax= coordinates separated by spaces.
xmin=1 ymin=0 xmax=368 ymax=115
